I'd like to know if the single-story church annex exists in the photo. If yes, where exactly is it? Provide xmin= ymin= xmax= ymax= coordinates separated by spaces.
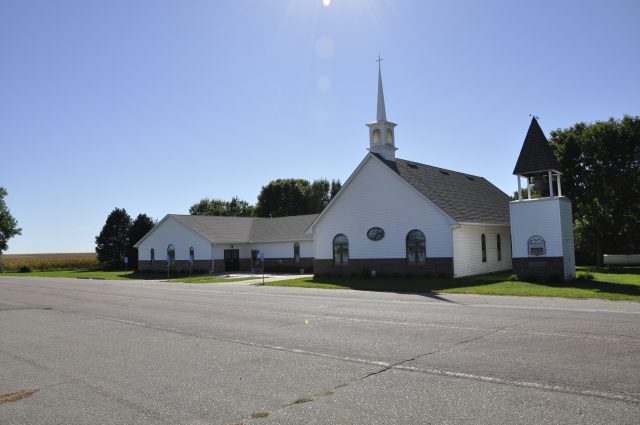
xmin=135 ymin=64 xmax=574 ymax=280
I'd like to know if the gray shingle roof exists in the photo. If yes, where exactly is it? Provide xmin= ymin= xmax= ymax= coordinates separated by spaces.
xmin=373 ymin=154 xmax=511 ymax=224
xmin=513 ymin=117 xmax=560 ymax=175
xmin=170 ymin=214 xmax=318 ymax=243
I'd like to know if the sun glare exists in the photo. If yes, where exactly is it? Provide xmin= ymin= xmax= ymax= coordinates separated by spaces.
xmin=322 ymin=0 xmax=331 ymax=6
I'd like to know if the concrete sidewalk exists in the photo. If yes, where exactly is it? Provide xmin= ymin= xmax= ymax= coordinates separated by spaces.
xmin=195 ymin=272 xmax=314 ymax=286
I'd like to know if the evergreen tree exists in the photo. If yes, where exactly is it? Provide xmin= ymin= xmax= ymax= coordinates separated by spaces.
xmin=127 ymin=214 xmax=155 ymax=270
xmin=95 ymin=208 xmax=132 ymax=268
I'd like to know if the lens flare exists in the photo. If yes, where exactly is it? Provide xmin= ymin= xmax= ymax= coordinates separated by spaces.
xmin=322 ymin=0 xmax=331 ymax=6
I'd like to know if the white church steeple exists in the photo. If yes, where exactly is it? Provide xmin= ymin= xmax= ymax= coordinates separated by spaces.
xmin=367 ymin=57 xmax=397 ymax=161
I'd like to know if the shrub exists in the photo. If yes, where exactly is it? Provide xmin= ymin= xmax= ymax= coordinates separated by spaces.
xmin=18 ymin=265 xmax=32 ymax=273
xmin=423 ymin=272 xmax=432 ymax=279
xmin=508 ymin=274 xmax=519 ymax=281
xmin=577 ymin=272 xmax=594 ymax=281
xmin=437 ymin=272 xmax=448 ymax=279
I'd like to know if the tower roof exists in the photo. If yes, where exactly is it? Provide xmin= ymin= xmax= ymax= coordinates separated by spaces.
xmin=513 ymin=117 xmax=561 ymax=176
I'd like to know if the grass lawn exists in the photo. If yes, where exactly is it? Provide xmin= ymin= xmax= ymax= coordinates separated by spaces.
xmin=265 ymin=266 xmax=640 ymax=301
xmin=0 ymin=269 xmax=252 ymax=283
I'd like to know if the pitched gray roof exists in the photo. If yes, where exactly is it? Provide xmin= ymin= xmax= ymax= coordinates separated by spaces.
xmin=373 ymin=154 xmax=511 ymax=224
xmin=513 ymin=117 xmax=560 ymax=176
xmin=170 ymin=214 xmax=318 ymax=243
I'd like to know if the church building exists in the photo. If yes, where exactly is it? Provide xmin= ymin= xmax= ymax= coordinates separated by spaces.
xmin=135 ymin=63 xmax=575 ymax=280
xmin=308 ymin=65 xmax=512 ymax=278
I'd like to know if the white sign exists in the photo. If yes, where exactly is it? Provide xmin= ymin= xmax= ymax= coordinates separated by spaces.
xmin=528 ymin=236 xmax=546 ymax=257
xmin=124 ymin=257 xmax=128 ymax=264
xmin=259 ymin=252 xmax=265 ymax=263
xmin=189 ymin=255 xmax=194 ymax=263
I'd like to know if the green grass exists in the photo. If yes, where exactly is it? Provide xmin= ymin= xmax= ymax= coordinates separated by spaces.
xmin=265 ymin=266 xmax=640 ymax=301
xmin=0 ymin=269 xmax=252 ymax=283
xmin=169 ymin=276 xmax=253 ymax=284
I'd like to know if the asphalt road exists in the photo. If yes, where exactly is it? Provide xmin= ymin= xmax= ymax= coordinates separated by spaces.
xmin=1 ymin=276 xmax=639 ymax=424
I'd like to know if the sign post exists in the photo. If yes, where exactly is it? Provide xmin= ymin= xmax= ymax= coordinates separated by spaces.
xmin=166 ymin=255 xmax=171 ymax=280
xmin=189 ymin=255 xmax=194 ymax=277
xmin=124 ymin=256 xmax=128 ymax=272
xmin=259 ymin=252 xmax=265 ymax=285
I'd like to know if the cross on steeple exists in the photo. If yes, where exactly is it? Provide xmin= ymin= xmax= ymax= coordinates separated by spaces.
xmin=376 ymin=55 xmax=383 ymax=68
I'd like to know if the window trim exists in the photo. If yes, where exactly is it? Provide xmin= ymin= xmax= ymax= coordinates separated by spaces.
xmin=333 ymin=234 xmax=349 ymax=266
xmin=481 ymin=234 xmax=487 ymax=263
xmin=167 ymin=244 xmax=176 ymax=264
xmin=406 ymin=229 xmax=426 ymax=265
xmin=293 ymin=242 xmax=300 ymax=264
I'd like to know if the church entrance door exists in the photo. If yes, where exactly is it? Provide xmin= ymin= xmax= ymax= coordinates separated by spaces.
xmin=224 ymin=249 xmax=240 ymax=271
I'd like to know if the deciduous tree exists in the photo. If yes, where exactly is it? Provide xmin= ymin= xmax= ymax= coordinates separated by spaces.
xmin=0 ymin=187 xmax=21 ymax=255
xmin=189 ymin=197 xmax=255 ymax=217
xmin=550 ymin=115 xmax=640 ymax=265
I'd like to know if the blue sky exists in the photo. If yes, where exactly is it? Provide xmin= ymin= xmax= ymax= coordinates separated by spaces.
xmin=1 ymin=0 xmax=639 ymax=254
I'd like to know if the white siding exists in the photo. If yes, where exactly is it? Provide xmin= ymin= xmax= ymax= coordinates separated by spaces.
xmin=211 ymin=241 xmax=313 ymax=259
xmin=212 ymin=243 xmax=251 ymax=260
xmin=251 ymin=241 xmax=314 ymax=259
xmin=559 ymin=199 xmax=576 ymax=279
xmin=510 ymin=197 xmax=573 ymax=260
xmin=452 ymin=225 xmax=512 ymax=277
xmin=137 ymin=217 xmax=212 ymax=261
xmin=313 ymin=156 xmax=456 ymax=260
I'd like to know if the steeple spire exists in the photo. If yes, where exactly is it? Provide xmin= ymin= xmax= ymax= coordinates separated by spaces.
xmin=376 ymin=56 xmax=387 ymax=121
xmin=367 ymin=56 xmax=397 ymax=161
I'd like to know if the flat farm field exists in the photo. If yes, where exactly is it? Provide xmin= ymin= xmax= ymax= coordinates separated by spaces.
xmin=0 ymin=252 xmax=99 ymax=272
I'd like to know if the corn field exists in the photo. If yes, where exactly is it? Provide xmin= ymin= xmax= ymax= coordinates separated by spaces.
xmin=0 ymin=253 xmax=100 ymax=272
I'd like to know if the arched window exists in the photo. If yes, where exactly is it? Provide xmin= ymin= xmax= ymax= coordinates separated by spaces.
xmin=386 ymin=129 xmax=394 ymax=146
xmin=333 ymin=234 xmax=349 ymax=265
xmin=372 ymin=129 xmax=381 ymax=145
xmin=528 ymin=235 xmax=546 ymax=257
xmin=150 ymin=248 xmax=155 ymax=265
xmin=167 ymin=244 xmax=175 ymax=264
xmin=406 ymin=229 xmax=426 ymax=265
xmin=189 ymin=246 xmax=194 ymax=261
xmin=294 ymin=242 xmax=300 ymax=264
xmin=497 ymin=234 xmax=502 ymax=261
xmin=481 ymin=234 xmax=487 ymax=263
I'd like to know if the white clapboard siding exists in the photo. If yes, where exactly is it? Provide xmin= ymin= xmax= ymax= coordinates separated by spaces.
xmin=251 ymin=240 xmax=314 ymax=259
xmin=211 ymin=240 xmax=314 ymax=260
xmin=559 ymin=199 xmax=576 ymax=279
xmin=510 ymin=197 xmax=569 ymax=258
xmin=452 ymin=225 xmax=512 ymax=277
xmin=137 ymin=217 xmax=212 ymax=261
xmin=313 ymin=155 xmax=456 ymax=260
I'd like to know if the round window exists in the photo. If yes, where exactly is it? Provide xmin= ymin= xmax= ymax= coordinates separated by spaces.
xmin=367 ymin=227 xmax=385 ymax=241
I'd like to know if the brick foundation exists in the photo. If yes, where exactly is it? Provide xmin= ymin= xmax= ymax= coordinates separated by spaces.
xmin=139 ymin=257 xmax=314 ymax=274
xmin=138 ymin=260 xmax=212 ymax=273
xmin=512 ymin=257 xmax=565 ymax=281
xmin=313 ymin=258 xmax=454 ymax=278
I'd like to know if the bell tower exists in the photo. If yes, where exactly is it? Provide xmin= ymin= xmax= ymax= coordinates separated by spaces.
xmin=509 ymin=117 xmax=576 ymax=281
xmin=366 ymin=57 xmax=397 ymax=161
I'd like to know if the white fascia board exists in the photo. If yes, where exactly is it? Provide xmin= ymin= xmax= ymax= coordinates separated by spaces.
xmin=457 ymin=222 xmax=511 ymax=227
xmin=134 ymin=215 xmax=212 ymax=248
xmin=306 ymin=154 xmax=375 ymax=233
xmin=133 ymin=214 xmax=170 ymax=248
